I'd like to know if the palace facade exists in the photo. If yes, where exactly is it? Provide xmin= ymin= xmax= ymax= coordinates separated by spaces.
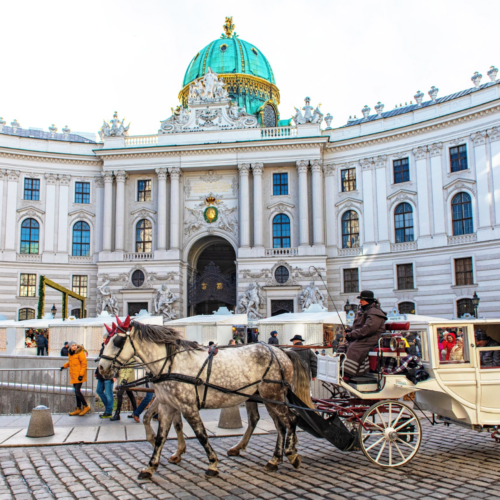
xmin=1 ymin=19 xmax=500 ymax=321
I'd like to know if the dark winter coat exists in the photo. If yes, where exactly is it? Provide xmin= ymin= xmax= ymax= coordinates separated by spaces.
xmin=290 ymin=344 xmax=318 ymax=379
xmin=268 ymin=336 xmax=279 ymax=345
xmin=343 ymin=303 xmax=387 ymax=377
xmin=36 ymin=334 xmax=48 ymax=348
xmin=479 ymin=338 xmax=500 ymax=367
xmin=60 ymin=346 xmax=69 ymax=356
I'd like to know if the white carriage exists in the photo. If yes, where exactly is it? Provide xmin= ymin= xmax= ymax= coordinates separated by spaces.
xmin=315 ymin=316 xmax=500 ymax=468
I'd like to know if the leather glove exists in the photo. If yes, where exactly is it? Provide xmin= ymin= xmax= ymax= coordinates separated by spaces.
xmin=345 ymin=334 xmax=352 ymax=342
xmin=60 ymin=367 xmax=64 ymax=371
xmin=78 ymin=376 xmax=83 ymax=381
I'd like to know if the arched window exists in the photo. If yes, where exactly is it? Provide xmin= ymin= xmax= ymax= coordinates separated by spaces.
xmin=136 ymin=219 xmax=152 ymax=253
xmin=275 ymin=266 xmax=290 ymax=284
xmin=18 ymin=308 xmax=36 ymax=321
xmin=457 ymin=298 xmax=475 ymax=318
xmin=272 ymin=214 xmax=291 ymax=248
xmin=394 ymin=203 xmax=414 ymax=243
xmin=70 ymin=309 xmax=87 ymax=319
xmin=20 ymin=218 xmax=39 ymax=254
xmin=452 ymin=192 xmax=473 ymax=235
xmin=398 ymin=302 xmax=416 ymax=314
xmin=72 ymin=221 xmax=90 ymax=256
xmin=342 ymin=211 xmax=359 ymax=248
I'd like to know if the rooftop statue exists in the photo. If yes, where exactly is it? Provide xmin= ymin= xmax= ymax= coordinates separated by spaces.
xmin=99 ymin=111 xmax=130 ymax=140
xmin=292 ymin=97 xmax=324 ymax=126
xmin=187 ymin=68 xmax=229 ymax=104
xmin=221 ymin=16 xmax=237 ymax=39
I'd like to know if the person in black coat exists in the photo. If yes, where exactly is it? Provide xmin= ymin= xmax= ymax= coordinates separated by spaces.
xmin=475 ymin=329 xmax=500 ymax=367
xmin=36 ymin=332 xmax=48 ymax=356
xmin=268 ymin=331 xmax=279 ymax=345
xmin=289 ymin=335 xmax=317 ymax=380
xmin=60 ymin=342 xmax=69 ymax=356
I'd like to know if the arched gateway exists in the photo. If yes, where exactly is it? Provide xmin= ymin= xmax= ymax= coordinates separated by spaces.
xmin=187 ymin=236 xmax=237 ymax=316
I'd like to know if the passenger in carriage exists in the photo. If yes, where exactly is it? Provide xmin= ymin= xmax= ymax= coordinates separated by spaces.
xmin=475 ymin=329 xmax=500 ymax=367
xmin=342 ymin=290 xmax=387 ymax=381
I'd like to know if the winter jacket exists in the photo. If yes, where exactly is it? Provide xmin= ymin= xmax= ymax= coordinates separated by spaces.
xmin=63 ymin=345 xmax=87 ymax=384
xmin=268 ymin=336 xmax=279 ymax=345
xmin=118 ymin=361 xmax=136 ymax=384
xmin=442 ymin=333 xmax=457 ymax=361
xmin=60 ymin=346 xmax=69 ymax=356
xmin=36 ymin=334 xmax=48 ymax=348
xmin=290 ymin=344 xmax=318 ymax=379
xmin=479 ymin=338 xmax=500 ymax=367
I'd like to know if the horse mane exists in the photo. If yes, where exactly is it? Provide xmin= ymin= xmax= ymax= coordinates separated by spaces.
xmin=131 ymin=321 xmax=202 ymax=352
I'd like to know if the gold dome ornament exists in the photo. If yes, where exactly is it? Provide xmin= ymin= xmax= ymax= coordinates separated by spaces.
xmin=204 ymin=205 xmax=218 ymax=223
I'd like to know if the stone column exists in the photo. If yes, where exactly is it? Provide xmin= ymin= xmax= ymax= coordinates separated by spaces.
xmin=472 ymin=132 xmax=492 ymax=230
xmin=311 ymin=159 xmax=324 ymax=245
xmin=44 ymin=173 xmax=57 ymax=253
xmin=429 ymin=143 xmax=446 ymax=237
xmin=57 ymin=175 xmax=71 ymax=253
xmin=238 ymin=163 xmax=250 ymax=248
xmin=102 ymin=171 xmax=114 ymax=252
xmin=156 ymin=168 xmax=168 ymax=251
xmin=374 ymin=156 xmax=389 ymax=244
xmin=168 ymin=167 xmax=181 ymax=250
xmin=114 ymin=170 xmax=127 ymax=252
xmin=251 ymin=163 xmax=264 ymax=248
xmin=94 ymin=176 xmax=105 ymax=253
xmin=489 ymin=127 xmax=500 ymax=225
xmin=323 ymin=164 xmax=336 ymax=249
xmin=413 ymin=147 xmax=431 ymax=240
xmin=296 ymin=160 xmax=309 ymax=246
xmin=361 ymin=159 xmax=375 ymax=245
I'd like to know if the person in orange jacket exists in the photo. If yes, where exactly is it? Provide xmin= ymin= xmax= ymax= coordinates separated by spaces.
xmin=61 ymin=342 xmax=90 ymax=416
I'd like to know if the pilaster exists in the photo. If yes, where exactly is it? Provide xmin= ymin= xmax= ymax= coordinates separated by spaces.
xmin=251 ymin=163 xmax=264 ymax=250
xmin=238 ymin=163 xmax=250 ymax=248
xmin=168 ymin=167 xmax=181 ymax=253
xmin=156 ymin=167 xmax=168 ymax=257
xmin=296 ymin=160 xmax=309 ymax=247
xmin=102 ymin=171 xmax=114 ymax=253
xmin=311 ymin=159 xmax=324 ymax=247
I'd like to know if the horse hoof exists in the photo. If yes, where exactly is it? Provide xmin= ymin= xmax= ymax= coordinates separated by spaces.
xmin=205 ymin=469 xmax=219 ymax=478
xmin=138 ymin=470 xmax=152 ymax=480
xmin=292 ymin=456 xmax=301 ymax=469
xmin=264 ymin=462 xmax=279 ymax=472
xmin=168 ymin=455 xmax=182 ymax=464
xmin=227 ymin=448 xmax=240 ymax=456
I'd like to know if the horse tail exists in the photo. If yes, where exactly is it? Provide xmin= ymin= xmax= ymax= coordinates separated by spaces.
xmin=284 ymin=350 xmax=314 ymax=409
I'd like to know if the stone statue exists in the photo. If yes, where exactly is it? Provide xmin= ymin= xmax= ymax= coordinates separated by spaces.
xmin=292 ymin=107 xmax=306 ymax=125
xmin=160 ymin=105 xmax=191 ymax=133
xmin=154 ymin=284 xmax=177 ymax=323
xmin=203 ymin=67 xmax=219 ymax=99
xmin=237 ymin=282 xmax=264 ymax=320
xmin=299 ymin=281 xmax=325 ymax=310
xmin=213 ymin=77 xmax=228 ymax=99
xmin=97 ymin=280 xmax=119 ymax=316
xmin=99 ymin=111 xmax=130 ymax=139
xmin=292 ymin=98 xmax=325 ymax=126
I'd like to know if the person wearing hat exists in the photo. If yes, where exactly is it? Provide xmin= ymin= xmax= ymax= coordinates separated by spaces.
xmin=268 ymin=331 xmax=279 ymax=345
xmin=475 ymin=329 xmax=500 ymax=367
xmin=60 ymin=342 xmax=69 ymax=357
xmin=342 ymin=290 xmax=387 ymax=381
xmin=290 ymin=335 xmax=317 ymax=380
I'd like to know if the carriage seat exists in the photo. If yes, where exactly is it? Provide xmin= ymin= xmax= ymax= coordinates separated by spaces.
xmin=348 ymin=376 xmax=379 ymax=392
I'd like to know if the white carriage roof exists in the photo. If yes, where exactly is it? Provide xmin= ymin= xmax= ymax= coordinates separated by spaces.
xmin=166 ymin=313 xmax=248 ymax=326
xmin=258 ymin=311 xmax=347 ymax=325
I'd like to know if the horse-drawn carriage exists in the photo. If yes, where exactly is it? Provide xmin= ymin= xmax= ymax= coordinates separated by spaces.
xmin=312 ymin=316 xmax=500 ymax=467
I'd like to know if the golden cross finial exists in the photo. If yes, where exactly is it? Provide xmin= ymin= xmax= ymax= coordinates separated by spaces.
xmin=223 ymin=16 xmax=235 ymax=38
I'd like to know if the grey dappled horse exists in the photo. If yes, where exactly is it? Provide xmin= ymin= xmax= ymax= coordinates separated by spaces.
xmin=98 ymin=319 xmax=312 ymax=479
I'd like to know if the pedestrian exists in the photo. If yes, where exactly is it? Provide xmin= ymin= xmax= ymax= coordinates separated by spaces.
xmin=60 ymin=341 xmax=90 ymax=416
xmin=229 ymin=339 xmax=236 ymax=346
xmin=268 ymin=331 xmax=279 ymax=345
xmin=36 ymin=331 xmax=48 ymax=356
xmin=208 ymin=341 xmax=215 ymax=346
xmin=95 ymin=333 xmax=114 ymax=419
xmin=130 ymin=383 xmax=154 ymax=423
xmin=289 ymin=335 xmax=317 ymax=381
xmin=60 ymin=342 xmax=69 ymax=357
xmin=111 ymin=360 xmax=137 ymax=421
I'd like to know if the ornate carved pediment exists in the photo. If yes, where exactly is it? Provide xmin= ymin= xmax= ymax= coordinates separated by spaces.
xmin=184 ymin=197 xmax=238 ymax=237
xmin=68 ymin=209 xmax=96 ymax=227
xmin=443 ymin=178 xmax=477 ymax=200
xmin=131 ymin=207 xmax=157 ymax=222
xmin=17 ymin=206 xmax=45 ymax=222
xmin=387 ymin=189 xmax=417 ymax=209
xmin=335 ymin=197 xmax=363 ymax=215
xmin=267 ymin=201 xmax=295 ymax=212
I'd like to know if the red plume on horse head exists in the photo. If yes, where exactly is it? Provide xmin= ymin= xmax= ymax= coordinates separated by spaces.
xmin=104 ymin=323 xmax=114 ymax=335
xmin=115 ymin=315 xmax=131 ymax=332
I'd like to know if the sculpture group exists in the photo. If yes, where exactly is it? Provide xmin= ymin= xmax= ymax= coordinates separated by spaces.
xmin=188 ymin=67 xmax=229 ymax=102
xmin=299 ymin=281 xmax=325 ymax=309
xmin=236 ymin=282 xmax=264 ymax=319
xmin=292 ymin=97 xmax=324 ymax=126
xmin=99 ymin=111 xmax=130 ymax=139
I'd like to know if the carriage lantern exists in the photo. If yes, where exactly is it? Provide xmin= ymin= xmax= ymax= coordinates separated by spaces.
xmin=51 ymin=304 xmax=57 ymax=319
xmin=472 ymin=291 xmax=480 ymax=318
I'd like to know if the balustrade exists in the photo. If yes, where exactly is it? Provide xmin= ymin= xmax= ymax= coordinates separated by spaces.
xmin=124 ymin=135 xmax=158 ymax=146
xmin=265 ymin=248 xmax=299 ymax=257
xmin=260 ymin=127 xmax=297 ymax=139
xmin=124 ymin=252 xmax=154 ymax=261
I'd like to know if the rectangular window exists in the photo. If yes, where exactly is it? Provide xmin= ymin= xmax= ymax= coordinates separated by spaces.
xmin=24 ymin=178 xmax=40 ymax=201
xmin=138 ymin=180 xmax=152 ymax=202
xmin=343 ymin=268 xmax=359 ymax=293
xmin=393 ymin=158 xmax=410 ymax=184
xmin=75 ymin=182 xmax=90 ymax=204
xmin=455 ymin=257 xmax=473 ymax=286
xmin=437 ymin=326 xmax=470 ymax=364
xmin=450 ymin=145 xmax=468 ymax=173
xmin=20 ymin=273 xmax=37 ymax=297
xmin=273 ymin=173 xmax=288 ymax=196
xmin=72 ymin=275 xmax=88 ymax=298
xmin=397 ymin=264 xmax=414 ymax=290
xmin=341 ymin=168 xmax=356 ymax=192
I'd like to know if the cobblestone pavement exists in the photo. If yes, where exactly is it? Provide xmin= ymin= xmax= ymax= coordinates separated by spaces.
xmin=1 ymin=417 xmax=500 ymax=500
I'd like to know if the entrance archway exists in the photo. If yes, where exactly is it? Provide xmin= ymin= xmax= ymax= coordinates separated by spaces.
xmin=187 ymin=236 xmax=237 ymax=316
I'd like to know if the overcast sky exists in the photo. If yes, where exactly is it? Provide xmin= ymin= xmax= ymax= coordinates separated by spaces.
xmin=1 ymin=0 xmax=499 ymax=138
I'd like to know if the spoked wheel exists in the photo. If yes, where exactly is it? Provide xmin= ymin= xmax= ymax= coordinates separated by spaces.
xmin=358 ymin=400 xmax=422 ymax=467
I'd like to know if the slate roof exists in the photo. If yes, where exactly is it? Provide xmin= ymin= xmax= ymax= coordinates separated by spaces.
xmin=342 ymin=80 xmax=500 ymax=128
xmin=0 ymin=126 xmax=96 ymax=143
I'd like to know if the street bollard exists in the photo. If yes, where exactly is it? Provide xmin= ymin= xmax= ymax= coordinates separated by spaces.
xmin=218 ymin=405 xmax=243 ymax=429
xmin=26 ymin=405 xmax=55 ymax=438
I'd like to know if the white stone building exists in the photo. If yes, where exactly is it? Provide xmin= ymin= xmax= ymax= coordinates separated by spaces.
xmin=1 ymin=19 xmax=499 ymax=321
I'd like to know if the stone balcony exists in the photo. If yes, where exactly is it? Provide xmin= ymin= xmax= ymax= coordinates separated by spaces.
xmin=265 ymin=247 xmax=299 ymax=257
xmin=124 ymin=252 xmax=154 ymax=261
xmin=447 ymin=233 xmax=477 ymax=245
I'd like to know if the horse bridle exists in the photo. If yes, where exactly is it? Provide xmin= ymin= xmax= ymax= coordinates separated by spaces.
xmin=100 ymin=325 xmax=137 ymax=368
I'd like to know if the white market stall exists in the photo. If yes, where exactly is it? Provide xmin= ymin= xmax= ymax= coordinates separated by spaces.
xmin=4 ymin=311 xmax=163 ymax=356
xmin=166 ymin=308 xmax=247 ymax=346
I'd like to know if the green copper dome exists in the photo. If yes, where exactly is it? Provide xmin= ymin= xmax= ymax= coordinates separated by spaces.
xmin=182 ymin=37 xmax=276 ymax=88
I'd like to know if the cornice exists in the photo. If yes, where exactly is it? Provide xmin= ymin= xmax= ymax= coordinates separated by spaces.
xmin=0 ymin=147 xmax=102 ymax=166
xmin=326 ymin=103 xmax=500 ymax=153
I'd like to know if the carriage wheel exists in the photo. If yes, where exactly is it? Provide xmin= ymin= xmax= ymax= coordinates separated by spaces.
xmin=358 ymin=400 xmax=422 ymax=467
